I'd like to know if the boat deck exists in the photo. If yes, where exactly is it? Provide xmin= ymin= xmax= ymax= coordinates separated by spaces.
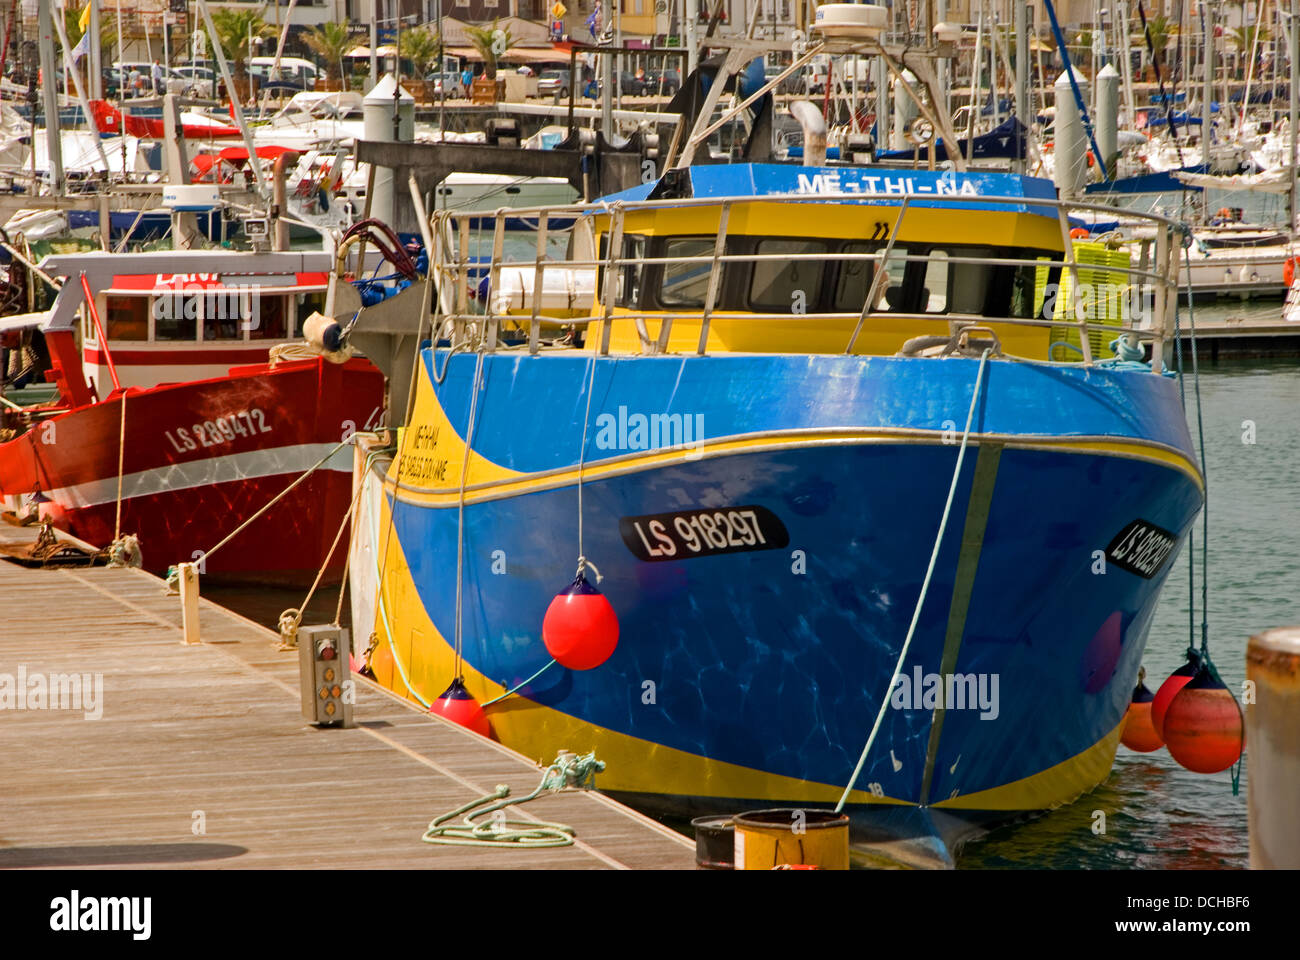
xmin=0 ymin=529 xmax=695 ymax=870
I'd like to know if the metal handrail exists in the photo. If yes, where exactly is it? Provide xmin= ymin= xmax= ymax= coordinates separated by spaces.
xmin=429 ymin=190 xmax=1183 ymax=371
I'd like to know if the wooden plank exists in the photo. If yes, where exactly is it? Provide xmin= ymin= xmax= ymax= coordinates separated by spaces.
xmin=0 ymin=530 xmax=696 ymax=870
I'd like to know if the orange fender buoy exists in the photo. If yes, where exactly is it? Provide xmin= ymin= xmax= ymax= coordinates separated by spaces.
xmin=1152 ymin=657 xmax=1199 ymax=739
xmin=1070 ymin=227 xmax=1090 ymax=239
xmin=1120 ymin=680 xmax=1165 ymax=752
xmin=1163 ymin=666 xmax=1244 ymax=774
xmin=430 ymin=677 xmax=492 ymax=738
xmin=543 ymin=571 xmax=619 ymax=670
xmin=1285 ymin=256 xmax=1298 ymax=288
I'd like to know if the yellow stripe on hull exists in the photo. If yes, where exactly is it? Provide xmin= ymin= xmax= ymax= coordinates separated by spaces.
xmin=366 ymin=490 xmax=1133 ymax=817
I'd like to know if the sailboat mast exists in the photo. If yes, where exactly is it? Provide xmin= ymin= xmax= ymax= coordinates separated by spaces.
xmin=37 ymin=0 xmax=62 ymax=194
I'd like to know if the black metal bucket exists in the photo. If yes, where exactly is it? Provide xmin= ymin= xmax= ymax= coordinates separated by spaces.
xmin=691 ymin=815 xmax=736 ymax=870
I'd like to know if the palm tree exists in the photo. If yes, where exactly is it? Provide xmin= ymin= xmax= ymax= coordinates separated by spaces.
xmin=209 ymin=6 xmax=275 ymax=83
xmin=1134 ymin=13 xmax=1176 ymax=75
xmin=465 ymin=21 xmax=513 ymax=81
xmin=401 ymin=25 xmax=442 ymax=79
xmin=303 ymin=22 xmax=354 ymax=86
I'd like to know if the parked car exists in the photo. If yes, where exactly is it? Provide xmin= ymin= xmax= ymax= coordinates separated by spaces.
xmin=588 ymin=71 xmax=649 ymax=97
xmin=172 ymin=65 xmax=216 ymax=98
xmin=641 ymin=69 xmax=681 ymax=96
xmin=763 ymin=63 xmax=804 ymax=96
xmin=537 ymin=68 xmax=571 ymax=99
xmin=248 ymin=56 xmax=318 ymax=90
xmin=426 ymin=71 xmax=467 ymax=99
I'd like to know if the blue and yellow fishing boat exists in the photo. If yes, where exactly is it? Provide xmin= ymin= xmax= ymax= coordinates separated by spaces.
xmin=341 ymin=157 xmax=1201 ymax=864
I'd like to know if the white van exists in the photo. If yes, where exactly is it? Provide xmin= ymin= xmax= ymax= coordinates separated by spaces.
xmin=248 ymin=57 xmax=319 ymax=89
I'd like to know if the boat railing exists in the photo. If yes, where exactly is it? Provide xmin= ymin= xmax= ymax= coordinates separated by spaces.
xmin=427 ymin=190 xmax=1185 ymax=373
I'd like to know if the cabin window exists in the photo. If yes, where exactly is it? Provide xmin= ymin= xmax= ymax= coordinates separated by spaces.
xmin=619 ymin=236 xmax=646 ymax=306
xmin=832 ymin=242 xmax=877 ymax=312
xmin=598 ymin=234 xmax=647 ymax=308
xmin=154 ymin=297 xmax=197 ymax=341
xmin=202 ymin=291 xmax=248 ymax=341
xmin=660 ymin=238 xmax=715 ymax=306
xmin=104 ymin=296 xmax=149 ymax=341
xmin=921 ymin=251 xmax=950 ymax=313
xmin=749 ymin=239 xmax=828 ymax=311
xmin=250 ymin=294 xmax=289 ymax=340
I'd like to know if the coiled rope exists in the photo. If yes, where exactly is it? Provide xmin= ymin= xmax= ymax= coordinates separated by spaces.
xmin=835 ymin=348 xmax=992 ymax=813
xmin=421 ymin=751 xmax=605 ymax=849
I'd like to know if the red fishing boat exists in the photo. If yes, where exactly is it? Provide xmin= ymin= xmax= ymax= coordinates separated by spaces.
xmin=0 ymin=249 xmax=385 ymax=586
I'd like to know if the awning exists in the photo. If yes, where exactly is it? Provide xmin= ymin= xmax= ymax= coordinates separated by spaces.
xmin=345 ymin=46 xmax=372 ymax=58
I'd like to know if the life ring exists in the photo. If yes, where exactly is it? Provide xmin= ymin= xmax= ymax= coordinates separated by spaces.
xmin=1086 ymin=151 xmax=1095 ymax=167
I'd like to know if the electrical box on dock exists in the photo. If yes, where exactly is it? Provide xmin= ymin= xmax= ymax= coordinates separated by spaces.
xmin=299 ymin=625 xmax=353 ymax=727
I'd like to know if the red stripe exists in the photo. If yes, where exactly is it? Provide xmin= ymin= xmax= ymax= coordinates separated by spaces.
xmin=84 ymin=347 xmax=274 ymax=365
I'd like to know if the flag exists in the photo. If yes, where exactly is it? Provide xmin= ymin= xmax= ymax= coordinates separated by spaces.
xmin=72 ymin=29 xmax=90 ymax=63
xmin=586 ymin=1 xmax=601 ymax=39
xmin=78 ymin=2 xmax=91 ymax=34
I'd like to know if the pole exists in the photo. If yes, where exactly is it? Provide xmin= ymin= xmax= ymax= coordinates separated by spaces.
xmin=37 ymin=0 xmax=62 ymax=195
xmin=1016 ymin=0 xmax=1028 ymax=174
xmin=370 ymin=0 xmax=379 ymax=90
xmin=685 ymin=0 xmax=698 ymax=74
xmin=1289 ymin=0 xmax=1297 ymax=230
xmin=90 ymin=0 xmax=103 ymax=99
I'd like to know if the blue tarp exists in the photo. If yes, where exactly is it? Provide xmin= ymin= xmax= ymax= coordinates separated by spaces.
xmin=874 ymin=115 xmax=1027 ymax=163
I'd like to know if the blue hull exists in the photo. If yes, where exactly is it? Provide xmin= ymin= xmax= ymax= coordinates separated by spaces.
xmin=371 ymin=350 xmax=1203 ymax=853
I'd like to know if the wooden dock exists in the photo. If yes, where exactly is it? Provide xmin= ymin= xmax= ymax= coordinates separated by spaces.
xmin=1176 ymin=316 xmax=1300 ymax=360
xmin=0 ymin=530 xmax=696 ymax=870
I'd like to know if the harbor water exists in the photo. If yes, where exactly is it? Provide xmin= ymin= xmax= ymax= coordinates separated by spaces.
xmin=214 ymin=312 xmax=1298 ymax=869
xmin=963 ymin=333 xmax=1300 ymax=868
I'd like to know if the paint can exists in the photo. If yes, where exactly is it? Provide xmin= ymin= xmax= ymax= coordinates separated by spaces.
xmin=732 ymin=808 xmax=850 ymax=870
xmin=691 ymin=815 xmax=735 ymax=870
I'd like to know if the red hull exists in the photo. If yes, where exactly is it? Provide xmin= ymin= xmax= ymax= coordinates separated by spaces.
xmin=0 ymin=357 xmax=384 ymax=586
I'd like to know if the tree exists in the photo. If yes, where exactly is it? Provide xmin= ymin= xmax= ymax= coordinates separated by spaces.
xmin=465 ymin=21 xmax=513 ymax=81
xmin=401 ymin=25 xmax=442 ymax=79
xmin=303 ymin=22 xmax=354 ymax=85
xmin=208 ymin=6 xmax=276 ymax=81
xmin=1133 ymin=14 xmax=1176 ymax=73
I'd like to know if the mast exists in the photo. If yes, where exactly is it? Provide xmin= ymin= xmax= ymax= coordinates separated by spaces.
xmin=1290 ymin=0 xmax=1297 ymax=230
xmin=37 ymin=0 xmax=62 ymax=194
xmin=1015 ymin=0 xmax=1028 ymax=175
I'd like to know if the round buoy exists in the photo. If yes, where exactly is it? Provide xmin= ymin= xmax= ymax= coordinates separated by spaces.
xmin=1070 ymin=227 xmax=1090 ymax=239
xmin=430 ymin=677 xmax=492 ymax=738
xmin=1152 ymin=656 xmax=1200 ymax=739
xmin=542 ymin=572 xmax=619 ymax=670
xmin=1120 ymin=680 xmax=1164 ymax=752
xmin=1163 ymin=666 xmax=1244 ymax=774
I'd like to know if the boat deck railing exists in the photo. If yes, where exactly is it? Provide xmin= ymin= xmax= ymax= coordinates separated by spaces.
xmin=425 ymin=190 xmax=1186 ymax=373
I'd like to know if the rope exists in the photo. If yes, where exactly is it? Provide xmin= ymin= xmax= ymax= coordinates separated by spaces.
xmin=453 ymin=349 xmax=487 ymax=680
xmin=575 ymin=353 xmax=601 ymax=582
xmin=277 ymin=476 xmax=366 ymax=649
xmin=113 ymin=390 xmax=127 ymax=542
xmin=201 ymin=438 xmax=351 ymax=564
xmin=421 ymin=751 xmax=605 ymax=849
xmin=1180 ymin=243 xmax=1239 ymax=795
xmin=835 ymin=348 xmax=992 ymax=813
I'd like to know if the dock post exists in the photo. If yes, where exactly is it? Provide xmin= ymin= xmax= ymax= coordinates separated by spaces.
xmin=1247 ymin=627 xmax=1300 ymax=868
xmin=179 ymin=561 xmax=201 ymax=645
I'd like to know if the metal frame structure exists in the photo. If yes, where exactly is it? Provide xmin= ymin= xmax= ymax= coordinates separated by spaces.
xmin=425 ymin=190 xmax=1184 ymax=374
